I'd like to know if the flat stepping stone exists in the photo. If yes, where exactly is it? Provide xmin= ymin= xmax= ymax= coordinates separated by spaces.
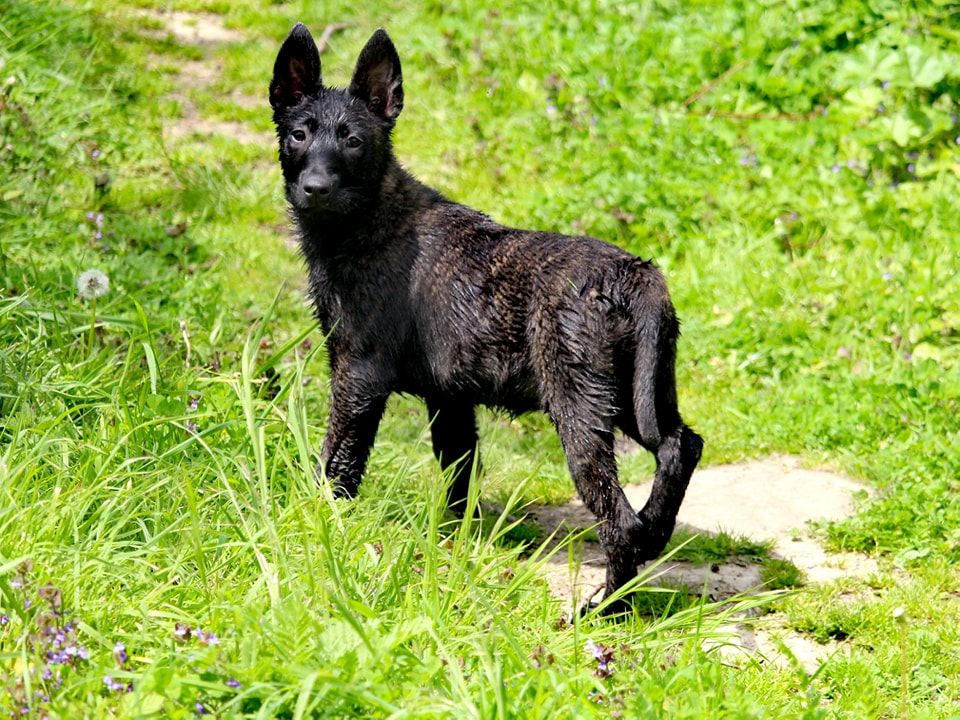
xmin=529 ymin=455 xmax=876 ymax=605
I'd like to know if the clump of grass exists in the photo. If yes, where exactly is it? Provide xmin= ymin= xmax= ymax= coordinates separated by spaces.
xmin=760 ymin=559 xmax=805 ymax=590
xmin=664 ymin=529 xmax=773 ymax=564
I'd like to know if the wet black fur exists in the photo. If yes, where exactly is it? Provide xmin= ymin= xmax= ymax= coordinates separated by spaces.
xmin=270 ymin=24 xmax=703 ymax=612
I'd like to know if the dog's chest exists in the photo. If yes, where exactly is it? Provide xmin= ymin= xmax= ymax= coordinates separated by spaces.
xmin=308 ymin=261 xmax=412 ymax=355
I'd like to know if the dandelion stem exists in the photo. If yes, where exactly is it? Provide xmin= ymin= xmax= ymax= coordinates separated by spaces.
xmin=88 ymin=297 xmax=97 ymax=355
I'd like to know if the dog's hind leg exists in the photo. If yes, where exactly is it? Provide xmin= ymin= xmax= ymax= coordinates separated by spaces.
xmin=635 ymin=424 xmax=702 ymax=560
xmin=549 ymin=403 xmax=643 ymax=613
xmin=426 ymin=396 xmax=479 ymax=516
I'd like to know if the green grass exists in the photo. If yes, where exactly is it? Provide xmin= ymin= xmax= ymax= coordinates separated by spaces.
xmin=2 ymin=0 xmax=959 ymax=716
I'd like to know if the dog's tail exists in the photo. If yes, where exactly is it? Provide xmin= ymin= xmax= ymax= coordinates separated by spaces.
xmin=630 ymin=264 xmax=681 ymax=448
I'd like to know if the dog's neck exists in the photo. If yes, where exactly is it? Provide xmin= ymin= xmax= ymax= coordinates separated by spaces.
xmin=293 ymin=157 xmax=439 ymax=265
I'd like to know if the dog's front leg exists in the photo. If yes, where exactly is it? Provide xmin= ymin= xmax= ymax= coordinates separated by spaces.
xmin=320 ymin=375 xmax=388 ymax=499
xmin=426 ymin=396 xmax=479 ymax=515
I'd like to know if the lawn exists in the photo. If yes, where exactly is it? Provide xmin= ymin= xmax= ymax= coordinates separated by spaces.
xmin=1 ymin=0 xmax=959 ymax=717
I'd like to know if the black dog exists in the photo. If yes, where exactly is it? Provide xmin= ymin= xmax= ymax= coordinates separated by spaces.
xmin=269 ymin=24 xmax=703 ymax=611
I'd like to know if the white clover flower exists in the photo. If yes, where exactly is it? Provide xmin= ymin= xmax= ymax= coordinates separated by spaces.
xmin=77 ymin=269 xmax=109 ymax=300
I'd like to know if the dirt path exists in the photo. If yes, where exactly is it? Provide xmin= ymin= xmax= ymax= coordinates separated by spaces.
xmin=133 ymin=9 xmax=272 ymax=146
xmin=526 ymin=454 xmax=878 ymax=671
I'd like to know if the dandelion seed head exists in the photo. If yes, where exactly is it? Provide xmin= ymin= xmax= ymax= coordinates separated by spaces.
xmin=77 ymin=269 xmax=109 ymax=300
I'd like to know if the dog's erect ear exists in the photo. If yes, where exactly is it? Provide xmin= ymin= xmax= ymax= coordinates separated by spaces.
xmin=270 ymin=23 xmax=321 ymax=111
xmin=349 ymin=29 xmax=403 ymax=121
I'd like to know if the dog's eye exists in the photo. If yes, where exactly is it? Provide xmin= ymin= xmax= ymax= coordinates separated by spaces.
xmin=291 ymin=129 xmax=307 ymax=142
xmin=345 ymin=136 xmax=363 ymax=149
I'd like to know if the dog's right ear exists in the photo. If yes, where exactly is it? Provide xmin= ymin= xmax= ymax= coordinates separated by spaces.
xmin=270 ymin=23 xmax=321 ymax=111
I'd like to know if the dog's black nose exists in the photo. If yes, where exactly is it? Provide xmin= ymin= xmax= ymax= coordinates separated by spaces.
xmin=301 ymin=174 xmax=335 ymax=197
xmin=302 ymin=179 xmax=330 ymax=196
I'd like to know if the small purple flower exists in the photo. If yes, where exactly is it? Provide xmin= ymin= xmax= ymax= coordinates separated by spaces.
xmin=85 ymin=211 xmax=96 ymax=221
xmin=174 ymin=622 xmax=192 ymax=642
xmin=226 ymin=678 xmax=241 ymax=690
xmin=186 ymin=420 xmax=198 ymax=434
xmin=114 ymin=641 xmax=128 ymax=666
xmin=42 ymin=667 xmax=53 ymax=680
xmin=94 ymin=230 xmax=103 ymax=240
xmin=188 ymin=397 xmax=200 ymax=411
xmin=11 ymin=577 xmax=23 ymax=589
xmin=955 ymin=136 xmax=959 ymax=145
xmin=881 ymin=80 xmax=890 ymax=90
xmin=23 ymin=598 xmax=31 ymax=609
xmin=831 ymin=164 xmax=841 ymax=173
xmin=91 ymin=149 xmax=101 ymax=160
xmin=96 ymin=213 xmax=104 ymax=226
xmin=0 ymin=614 xmax=8 ymax=625
xmin=846 ymin=159 xmax=856 ymax=168
xmin=195 ymin=702 xmax=208 ymax=715
xmin=876 ymin=103 xmax=886 ymax=113
xmin=104 ymin=676 xmax=132 ymax=693
xmin=196 ymin=629 xmax=219 ymax=646
xmin=882 ymin=272 xmax=893 ymax=281
xmin=584 ymin=639 xmax=615 ymax=677
xmin=47 ymin=650 xmax=67 ymax=664
xmin=907 ymin=163 xmax=916 ymax=174
xmin=545 ymin=103 xmax=558 ymax=117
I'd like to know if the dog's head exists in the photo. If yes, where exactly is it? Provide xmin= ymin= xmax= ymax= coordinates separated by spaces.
xmin=269 ymin=24 xmax=403 ymax=218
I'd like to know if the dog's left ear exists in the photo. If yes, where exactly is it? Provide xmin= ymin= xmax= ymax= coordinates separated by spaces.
xmin=270 ymin=23 xmax=322 ymax=111
xmin=349 ymin=29 xmax=403 ymax=122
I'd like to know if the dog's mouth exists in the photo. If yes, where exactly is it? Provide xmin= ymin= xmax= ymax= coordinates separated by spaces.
xmin=288 ymin=184 xmax=370 ymax=217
